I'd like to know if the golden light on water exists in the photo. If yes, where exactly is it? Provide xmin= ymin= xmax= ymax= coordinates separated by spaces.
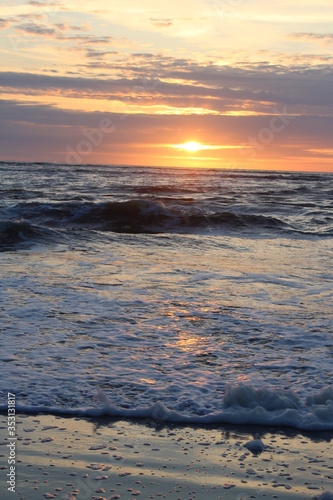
xmin=140 ymin=378 xmax=156 ymax=385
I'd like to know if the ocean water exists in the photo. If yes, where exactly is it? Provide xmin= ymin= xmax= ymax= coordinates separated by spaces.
xmin=0 ymin=162 xmax=332 ymax=430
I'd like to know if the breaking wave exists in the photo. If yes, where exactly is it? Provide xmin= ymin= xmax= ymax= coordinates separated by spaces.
xmin=0 ymin=219 xmax=58 ymax=251
xmin=2 ymin=384 xmax=333 ymax=431
xmin=11 ymin=199 xmax=302 ymax=236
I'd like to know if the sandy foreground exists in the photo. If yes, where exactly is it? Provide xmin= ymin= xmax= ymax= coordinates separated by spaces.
xmin=0 ymin=414 xmax=332 ymax=500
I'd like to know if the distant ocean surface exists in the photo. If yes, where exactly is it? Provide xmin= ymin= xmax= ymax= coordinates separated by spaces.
xmin=1 ymin=162 xmax=333 ymax=430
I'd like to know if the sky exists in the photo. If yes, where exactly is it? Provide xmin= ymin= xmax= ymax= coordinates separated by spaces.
xmin=0 ymin=0 xmax=333 ymax=171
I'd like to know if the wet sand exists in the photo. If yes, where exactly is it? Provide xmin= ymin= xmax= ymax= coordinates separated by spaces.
xmin=0 ymin=414 xmax=332 ymax=499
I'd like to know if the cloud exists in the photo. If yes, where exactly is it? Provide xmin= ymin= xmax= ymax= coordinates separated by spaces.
xmin=290 ymin=32 xmax=333 ymax=45
xmin=17 ymin=21 xmax=57 ymax=35
xmin=149 ymin=16 xmax=203 ymax=29
xmin=85 ymin=49 xmax=117 ymax=59
xmin=0 ymin=18 xmax=11 ymax=29
xmin=150 ymin=18 xmax=174 ymax=28
xmin=0 ymin=13 xmax=47 ymax=30
xmin=28 ymin=0 xmax=64 ymax=8
xmin=1 ymin=64 xmax=333 ymax=117
xmin=12 ymin=19 xmax=113 ymax=47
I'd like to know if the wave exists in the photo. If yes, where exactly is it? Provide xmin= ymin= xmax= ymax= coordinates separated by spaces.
xmin=13 ymin=199 xmax=295 ymax=236
xmin=2 ymin=384 xmax=333 ymax=431
xmin=136 ymin=185 xmax=200 ymax=194
xmin=6 ymin=197 xmax=333 ymax=238
xmin=0 ymin=219 xmax=58 ymax=251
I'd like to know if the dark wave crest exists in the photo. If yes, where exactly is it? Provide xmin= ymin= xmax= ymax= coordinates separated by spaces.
xmin=9 ymin=200 xmax=294 ymax=236
xmin=4 ymin=190 xmax=333 ymax=244
xmin=0 ymin=219 xmax=57 ymax=251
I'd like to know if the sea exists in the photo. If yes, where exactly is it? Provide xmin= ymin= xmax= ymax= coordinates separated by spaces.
xmin=0 ymin=162 xmax=332 ymax=430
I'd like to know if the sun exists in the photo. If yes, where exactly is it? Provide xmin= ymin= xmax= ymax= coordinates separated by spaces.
xmin=170 ymin=141 xmax=234 ymax=155
xmin=182 ymin=141 xmax=201 ymax=153
xmin=172 ymin=141 xmax=204 ymax=153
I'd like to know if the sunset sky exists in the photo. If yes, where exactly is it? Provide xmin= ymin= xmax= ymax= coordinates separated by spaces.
xmin=1 ymin=0 xmax=333 ymax=171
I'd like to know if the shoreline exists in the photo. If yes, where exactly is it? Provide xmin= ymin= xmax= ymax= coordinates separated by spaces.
xmin=1 ymin=414 xmax=333 ymax=499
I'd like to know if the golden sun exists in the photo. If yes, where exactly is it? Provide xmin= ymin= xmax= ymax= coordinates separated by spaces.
xmin=170 ymin=141 xmax=234 ymax=155
xmin=181 ymin=141 xmax=202 ymax=152
xmin=173 ymin=141 xmax=204 ymax=153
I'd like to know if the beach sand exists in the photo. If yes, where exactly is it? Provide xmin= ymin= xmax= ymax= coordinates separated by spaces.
xmin=0 ymin=414 xmax=332 ymax=499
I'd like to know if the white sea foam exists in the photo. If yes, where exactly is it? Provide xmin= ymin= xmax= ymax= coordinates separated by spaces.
xmin=1 ymin=384 xmax=332 ymax=430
